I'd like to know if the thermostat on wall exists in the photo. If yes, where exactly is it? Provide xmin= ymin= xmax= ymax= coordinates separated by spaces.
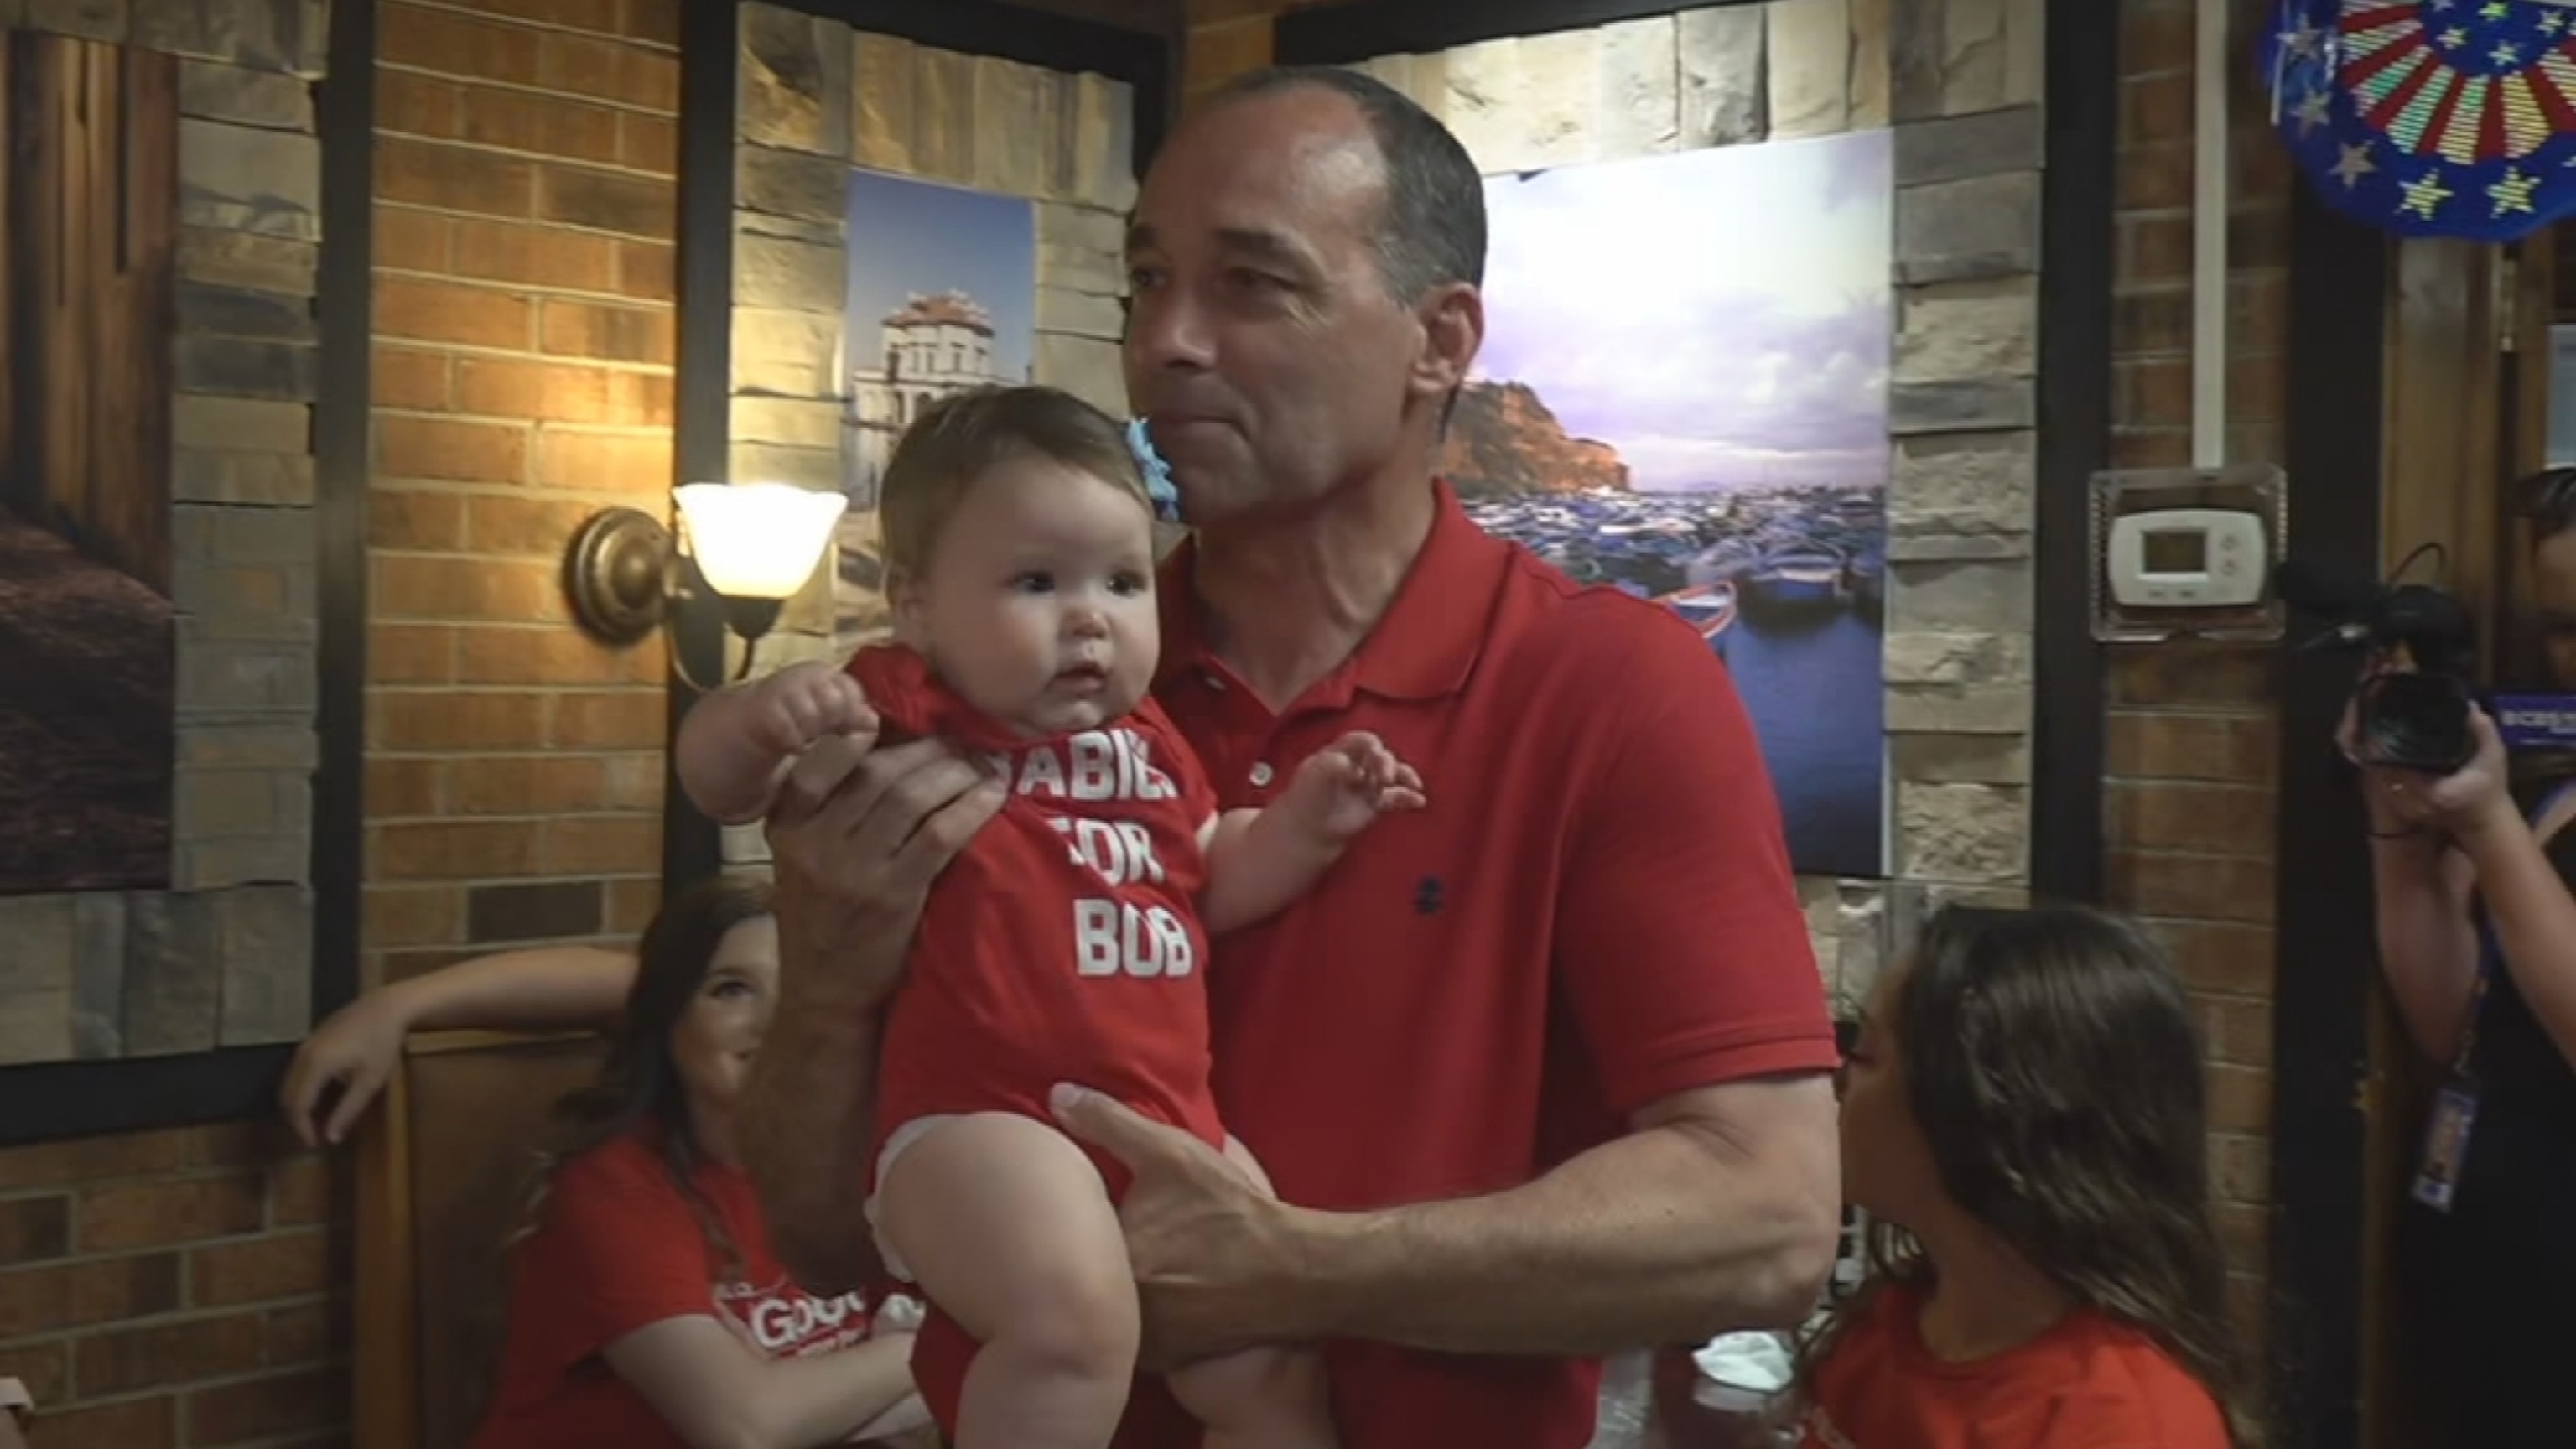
xmin=2089 ymin=465 xmax=2287 ymax=644
xmin=2105 ymin=507 xmax=2269 ymax=610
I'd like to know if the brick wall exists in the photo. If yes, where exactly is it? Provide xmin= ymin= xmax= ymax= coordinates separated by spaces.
xmin=2101 ymin=0 xmax=2292 ymax=1343
xmin=0 ymin=3 xmax=687 ymax=1439
xmin=366 ymin=0 xmax=686 ymax=984
xmin=0 ymin=1124 xmax=340 ymax=1447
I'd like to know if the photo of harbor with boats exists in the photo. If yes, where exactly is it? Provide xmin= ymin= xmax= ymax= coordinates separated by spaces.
xmin=1460 ymin=132 xmax=1891 ymax=877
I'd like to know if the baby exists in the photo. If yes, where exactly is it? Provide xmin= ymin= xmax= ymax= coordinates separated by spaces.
xmin=674 ymin=384 xmax=1423 ymax=1449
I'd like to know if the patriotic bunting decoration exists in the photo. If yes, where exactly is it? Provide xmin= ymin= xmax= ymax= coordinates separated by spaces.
xmin=2262 ymin=0 xmax=2576 ymax=241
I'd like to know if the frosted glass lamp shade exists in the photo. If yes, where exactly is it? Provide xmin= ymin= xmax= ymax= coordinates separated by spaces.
xmin=674 ymin=481 xmax=848 ymax=600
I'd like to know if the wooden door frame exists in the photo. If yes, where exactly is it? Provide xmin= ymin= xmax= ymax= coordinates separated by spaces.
xmin=2274 ymin=199 xmax=2528 ymax=1449
xmin=2272 ymin=173 xmax=2385 ymax=1449
xmin=353 ymin=1028 xmax=606 ymax=1449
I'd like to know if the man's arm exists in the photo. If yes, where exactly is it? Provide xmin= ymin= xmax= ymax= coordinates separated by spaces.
xmin=738 ymin=735 xmax=1005 ymax=1295
xmin=1055 ymin=1074 xmax=1837 ymax=1362
xmin=1302 ymin=1077 xmax=1836 ymax=1353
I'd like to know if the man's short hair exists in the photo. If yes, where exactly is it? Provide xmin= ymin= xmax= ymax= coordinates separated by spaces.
xmin=1198 ymin=65 xmax=1487 ymax=304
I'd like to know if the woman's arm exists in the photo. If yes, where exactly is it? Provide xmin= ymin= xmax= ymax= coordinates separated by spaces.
xmin=602 ymin=1319 xmax=926 ymax=1449
xmin=278 ymin=946 xmax=639 ymax=1146
xmin=2347 ymin=666 xmax=2487 ymax=1062
xmin=2363 ymin=798 xmax=2484 ymax=1062
xmin=2452 ymin=808 xmax=2576 ymax=1070
xmin=2367 ymin=706 xmax=2576 ymax=1071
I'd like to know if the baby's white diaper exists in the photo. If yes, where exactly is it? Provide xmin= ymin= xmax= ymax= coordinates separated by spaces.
xmin=862 ymin=1114 xmax=958 ymax=1284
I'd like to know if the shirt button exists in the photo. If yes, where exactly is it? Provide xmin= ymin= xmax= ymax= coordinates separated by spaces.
xmin=1249 ymin=761 xmax=1275 ymax=787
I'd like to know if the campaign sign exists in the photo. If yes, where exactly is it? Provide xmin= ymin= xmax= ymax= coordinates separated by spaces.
xmin=2491 ymin=696 xmax=2576 ymax=753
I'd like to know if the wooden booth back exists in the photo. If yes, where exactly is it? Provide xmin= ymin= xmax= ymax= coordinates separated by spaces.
xmin=353 ymin=1029 xmax=609 ymax=1449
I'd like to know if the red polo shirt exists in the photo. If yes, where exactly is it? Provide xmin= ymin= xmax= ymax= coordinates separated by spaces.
xmin=1114 ymin=481 xmax=1837 ymax=1449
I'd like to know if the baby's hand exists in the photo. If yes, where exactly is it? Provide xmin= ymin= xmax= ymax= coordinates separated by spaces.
xmin=745 ymin=661 xmax=878 ymax=758
xmin=1281 ymin=731 xmax=1425 ymax=842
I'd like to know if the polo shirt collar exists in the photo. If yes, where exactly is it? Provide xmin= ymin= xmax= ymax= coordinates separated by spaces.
xmin=1156 ymin=479 xmax=1508 ymax=704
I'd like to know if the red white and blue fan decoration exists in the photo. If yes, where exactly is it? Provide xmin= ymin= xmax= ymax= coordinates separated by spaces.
xmin=2263 ymin=0 xmax=2576 ymax=240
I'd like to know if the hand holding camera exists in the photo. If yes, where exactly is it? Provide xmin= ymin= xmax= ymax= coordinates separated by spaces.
xmin=2342 ymin=669 xmax=2515 ymax=843
xmin=2282 ymin=552 xmax=2480 ymax=771
xmin=2283 ymin=548 xmax=2518 ymax=841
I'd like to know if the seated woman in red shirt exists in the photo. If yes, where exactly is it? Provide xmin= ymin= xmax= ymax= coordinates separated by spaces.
xmin=1793 ymin=905 xmax=2251 ymax=1449
xmin=282 ymin=878 xmax=925 ymax=1449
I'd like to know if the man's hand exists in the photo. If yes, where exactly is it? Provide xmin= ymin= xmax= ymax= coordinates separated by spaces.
xmin=1048 ymin=1083 xmax=1312 ymax=1368
xmin=743 ymin=735 xmax=1006 ymax=1291
xmin=763 ymin=735 xmax=1007 ymax=1006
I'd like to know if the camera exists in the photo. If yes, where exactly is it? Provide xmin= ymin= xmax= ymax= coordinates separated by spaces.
xmin=2275 ymin=555 xmax=2480 ymax=773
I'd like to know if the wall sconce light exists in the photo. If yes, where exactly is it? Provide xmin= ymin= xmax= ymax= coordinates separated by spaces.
xmin=564 ymin=481 xmax=848 ymax=688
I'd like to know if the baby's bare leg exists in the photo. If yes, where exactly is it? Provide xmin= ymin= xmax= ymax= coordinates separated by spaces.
xmin=1164 ymin=1135 xmax=1339 ymax=1449
xmin=875 ymin=1113 xmax=1139 ymax=1449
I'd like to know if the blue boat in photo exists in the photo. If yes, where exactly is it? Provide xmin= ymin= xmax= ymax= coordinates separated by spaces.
xmin=1743 ymin=545 xmax=1847 ymax=615
xmin=1659 ymin=579 xmax=1739 ymax=646
xmin=1435 ymin=127 xmax=1895 ymax=877
xmin=1842 ymin=542 xmax=1885 ymax=614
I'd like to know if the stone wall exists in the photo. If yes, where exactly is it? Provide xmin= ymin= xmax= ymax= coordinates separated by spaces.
xmin=718 ymin=0 xmax=1139 ymax=866
xmin=1331 ymin=0 xmax=2042 ymax=1016
xmin=0 ymin=0 xmax=329 ymax=1066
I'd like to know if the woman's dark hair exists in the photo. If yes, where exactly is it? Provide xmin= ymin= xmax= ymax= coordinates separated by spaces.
xmin=2519 ymin=465 xmax=2576 ymax=540
xmin=1792 ymin=904 xmax=2257 ymax=1447
xmin=512 ymin=875 xmax=776 ymax=1275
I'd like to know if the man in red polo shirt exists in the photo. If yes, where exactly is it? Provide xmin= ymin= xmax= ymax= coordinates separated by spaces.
xmin=743 ymin=65 xmax=1844 ymax=1449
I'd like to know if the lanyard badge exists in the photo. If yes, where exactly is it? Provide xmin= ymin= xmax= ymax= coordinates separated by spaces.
xmin=2410 ymin=1081 xmax=2480 ymax=1213
xmin=2408 ymin=777 xmax=2576 ymax=1212
xmin=2412 ymin=923 xmax=2497 ymax=1215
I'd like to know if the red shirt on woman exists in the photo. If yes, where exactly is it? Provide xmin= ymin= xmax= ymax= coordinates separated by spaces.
xmin=472 ymin=1130 xmax=889 ymax=1449
xmin=1799 ymin=1281 xmax=2231 ymax=1449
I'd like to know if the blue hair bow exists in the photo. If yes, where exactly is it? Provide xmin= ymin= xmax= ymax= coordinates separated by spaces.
xmin=1126 ymin=418 xmax=1182 ymax=523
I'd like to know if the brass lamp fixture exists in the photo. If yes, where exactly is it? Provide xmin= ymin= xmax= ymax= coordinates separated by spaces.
xmin=564 ymin=481 xmax=849 ymax=688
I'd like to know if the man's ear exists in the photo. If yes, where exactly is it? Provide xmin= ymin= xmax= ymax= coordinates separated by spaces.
xmin=1410 ymin=282 xmax=1485 ymax=398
